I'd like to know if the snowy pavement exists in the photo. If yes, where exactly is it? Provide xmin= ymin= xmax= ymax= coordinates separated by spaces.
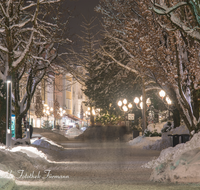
xmin=2 ymin=126 xmax=200 ymax=189
xmin=11 ymin=142 xmax=200 ymax=190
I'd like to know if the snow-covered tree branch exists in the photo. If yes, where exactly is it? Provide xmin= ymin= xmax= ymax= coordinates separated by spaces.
xmin=0 ymin=0 xmax=71 ymax=138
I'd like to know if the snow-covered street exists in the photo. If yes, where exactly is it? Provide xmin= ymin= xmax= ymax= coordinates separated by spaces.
xmin=0 ymin=127 xmax=200 ymax=189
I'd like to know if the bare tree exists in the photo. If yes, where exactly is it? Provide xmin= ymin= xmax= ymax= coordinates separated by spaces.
xmin=0 ymin=0 xmax=71 ymax=138
xmin=151 ymin=0 xmax=200 ymax=42
xmin=97 ymin=0 xmax=200 ymax=134
xmin=96 ymin=0 xmax=161 ymax=130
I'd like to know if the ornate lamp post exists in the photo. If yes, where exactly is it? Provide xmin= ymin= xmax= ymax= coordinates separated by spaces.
xmin=58 ymin=107 xmax=66 ymax=117
xmin=159 ymin=90 xmax=172 ymax=121
xmin=133 ymin=96 xmax=151 ymax=132
xmin=118 ymin=99 xmax=133 ymax=112
xmin=118 ymin=99 xmax=133 ymax=128
xmin=84 ymin=109 xmax=90 ymax=127
xmin=134 ymin=96 xmax=151 ymax=109
xmin=57 ymin=107 xmax=66 ymax=129
xmin=43 ymin=104 xmax=53 ymax=128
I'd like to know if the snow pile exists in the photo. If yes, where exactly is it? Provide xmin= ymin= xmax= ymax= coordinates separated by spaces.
xmin=0 ymin=144 xmax=55 ymax=189
xmin=170 ymin=125 xmax=189 ymax=134
xmin=143 ymin=125 xmax=190 ymax=151
xmin=65 ymin=127 xmax=83 ymax=138
xmin=129 ymin=123 xmax=164 ymax=150
xmin=128 ymin=136 xmax=161 ymax=148
xmin=80 ymin=127 xmax=87 ymax=131
xmin=31 ymin=137 xmax=63 ymax=151
xmin=141 ymin=132 xmax=200 ymax=183
xmin=0 ymin=170 xmax=15 ymax=190
xmin=9 ymin=146 xmax=48 ymax=160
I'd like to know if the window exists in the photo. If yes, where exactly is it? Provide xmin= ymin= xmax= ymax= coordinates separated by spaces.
xmin=66 ymin=80 xmax=71 ymax=92
xmin=78 ymin=90 xmax=82 ymax=99
xmin=66 ymin=99 xmax=71 ymax=109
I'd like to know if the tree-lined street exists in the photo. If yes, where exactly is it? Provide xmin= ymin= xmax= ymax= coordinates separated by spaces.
xmin=2 ymin=0 xmax=200 ymax=188
xmin=13 ymin=137 xmax=200 ymax=190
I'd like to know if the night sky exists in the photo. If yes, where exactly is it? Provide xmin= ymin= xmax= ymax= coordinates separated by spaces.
xmin=67 ymin=0 xmax=101 ymax=35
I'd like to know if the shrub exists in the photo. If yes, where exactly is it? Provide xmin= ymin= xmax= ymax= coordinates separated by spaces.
xmin=144 ymin=129 xmax=161 ymax=137
xmin=161 ymin=121 xmax=173 ymax=133
xmin=41 ymin=120 xmax=52 ymax=130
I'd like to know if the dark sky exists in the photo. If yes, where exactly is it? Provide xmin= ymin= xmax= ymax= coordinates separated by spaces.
xmin=67 ymin=0 xmax=101 ymax=35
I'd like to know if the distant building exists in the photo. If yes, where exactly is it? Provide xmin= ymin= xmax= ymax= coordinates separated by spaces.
xmin=27 ymin=73 xmax=87 ymax=128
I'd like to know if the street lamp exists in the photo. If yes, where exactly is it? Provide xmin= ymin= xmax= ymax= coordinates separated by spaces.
xmin=159 ymin=90 xmax=172 ymax=121
xmin=134 ymin=96 xmax=151 ymax=109
xmin=133 ymin=96 xmax=151 ymax=132
xmin=58 ymin=107 xmax=66 ymax=117
xmin=6 ymin=76 xmax=12 ymax=148
xmin=57 ymin=107 xmax=66 ymax=128
xmin=84 ymin=110 xmax=90 ymax=127
xmin=118 ymin=99 xmax=133 ymax=128
xmin=118 ymin=99 xmax=133 ymax=112
xmin=43 ymin=104 xmax=53 ymax=128
xmin=158 ymin=90 xmax=172 ymax=106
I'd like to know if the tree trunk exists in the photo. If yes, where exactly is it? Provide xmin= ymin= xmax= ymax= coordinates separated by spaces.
xmin=15 ymin=117 xmax=22 ymax=139
xmin=142 ymin=77 xmax=147 ymax=131
xmin=192 ymin=88 xmax=199 ymax=121
xmin=172 ymin=108 xmax=180 ymax=128
xmin=90 ymin=106 xmax=94 ymax=126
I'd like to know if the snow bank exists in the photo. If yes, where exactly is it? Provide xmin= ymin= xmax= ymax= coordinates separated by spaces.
xmin=31 ymin=137 xmax=63 ymax=151
xmin=140 ymin=125 xmax=190 ymax=151
xmin=142 ymin=132 xmax=200 ymax=183
xmin=10 ymin=146 xmax=48 ymax=160
xmin=0 ymin=144 xmax=47 ymax=160
xmin=128 ymin=136 xmax=161 ymax=148
xmin=170 ymin=125 xmax=189 ymax=134
xmin=129 ymin=123 xmax=164 ymax=150
xmin=0 ymin=170 xmax=15 ymax=190
xmin=80 ymin=127 xmax=87 ymax=131
xmin=65 ymin=127 xmax=83 ymax=138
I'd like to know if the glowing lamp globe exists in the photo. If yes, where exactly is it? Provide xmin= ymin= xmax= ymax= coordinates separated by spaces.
xmin=146 ymin=98 xmax=151 ymax=107
xmin=128 ymin=103 xmax=132 ymax=109
xmin=134 ymin=97 xmax=139 ymax=104
xmin=159 ymin=90 xmax=166 ymax=99
xmin=118 ymin=100 xmax=122 ymax=107
xmin=123 ymin=99 xmax=127 ymax=105
xmin=122 ymin=105 xmax=128 ymax=112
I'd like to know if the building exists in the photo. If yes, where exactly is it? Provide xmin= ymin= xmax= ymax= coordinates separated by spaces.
xmin=28 ymin=73 xmax=87 ymax=128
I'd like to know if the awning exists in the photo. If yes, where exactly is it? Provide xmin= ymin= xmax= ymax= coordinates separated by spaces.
xmin=66 ymin=114 xmax=84 ymax=122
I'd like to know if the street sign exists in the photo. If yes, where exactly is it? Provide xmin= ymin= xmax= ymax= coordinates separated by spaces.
xmin=128 ymin=113 xmax=135 ymax=120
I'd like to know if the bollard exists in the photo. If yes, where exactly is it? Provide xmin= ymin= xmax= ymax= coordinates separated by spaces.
xmin=6 ymin=129 xmax=11 ymax=148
